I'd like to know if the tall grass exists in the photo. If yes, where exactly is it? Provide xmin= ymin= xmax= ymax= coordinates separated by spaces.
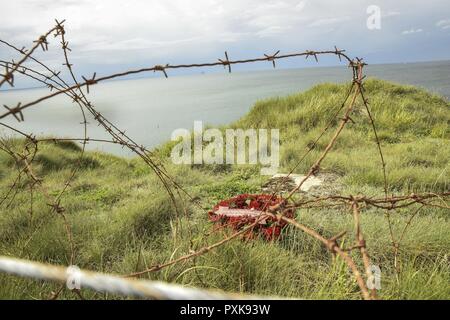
xmin=0 ymin=78 xmax=448 ymax=299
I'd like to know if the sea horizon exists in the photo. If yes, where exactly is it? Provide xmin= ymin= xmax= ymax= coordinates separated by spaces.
xmin=1 ymin=59 xmax=449 ymax=157
xmin=2 ymin=58 xmax=450 ymax=93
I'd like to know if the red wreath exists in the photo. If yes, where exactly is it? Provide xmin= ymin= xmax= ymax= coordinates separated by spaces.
xmin=208 ymin=194 xmax=294 ymax=240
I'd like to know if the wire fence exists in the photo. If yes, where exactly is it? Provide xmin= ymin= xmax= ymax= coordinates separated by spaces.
xmin=0 ymin=19 xmax=448 ymax=300
xmin=0 ymin=255 xmax=279 ymax=300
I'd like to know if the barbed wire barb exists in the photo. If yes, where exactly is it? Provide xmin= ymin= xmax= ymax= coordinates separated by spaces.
xmin=0 ymin=19 xmax=448 ymax=301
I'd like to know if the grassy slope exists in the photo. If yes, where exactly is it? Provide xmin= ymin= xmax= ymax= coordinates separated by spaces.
xmin=0 ymin=78 xmax=448 ymax=299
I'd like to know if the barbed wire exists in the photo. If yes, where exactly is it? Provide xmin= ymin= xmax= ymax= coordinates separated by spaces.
xmin=0 ymin=19 xmax=448 ymax=301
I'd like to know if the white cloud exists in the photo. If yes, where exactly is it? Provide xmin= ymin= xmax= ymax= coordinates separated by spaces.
xmin=0 ymin=0 xmax=449 ymax=69
xmin=308 ymin=16 xmax=350 ymax=28
xmin=255 ymin=26 xmax=287 ymax=38
xmin=384 ymin=11 xmax=401 ymax=18
xmin=436 ymin=19 xmax=450 ymax=29
xmin=401 ymin=28 xmax=423 ymax=35
xmin=295 ymin=1 xmax=306 ymax=11
xmin=1 ymin=0 xmax=311 ymax=49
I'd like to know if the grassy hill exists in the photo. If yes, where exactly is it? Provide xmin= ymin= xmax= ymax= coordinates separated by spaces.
xmin=0 ymin=78 xmax=448 ymax=299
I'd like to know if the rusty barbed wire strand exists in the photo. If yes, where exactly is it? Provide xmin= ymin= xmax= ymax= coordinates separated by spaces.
xmin=0 ymin=47 xmax=351 ymax=120
xmin=350 ymin=200 xmax=376 ymax=299
xmin=1 ymin=21 xmax=198 ymax=279
xmin=266 ymin=212 xmax=372 ymax=300
xmin=0 ymin=25 xmax=60 ymax=88
xmin=272 ymin=63 xmax=364 ymax=208
xmin=0 ymin=34 xmax=90 ymax=262
xmin=0 ymin=22 xmax=354 ymax=222
xmin=0 ymin=136 xmax=77 ymax=266
xmin=0 ymin=20 xmax=449 ymax=301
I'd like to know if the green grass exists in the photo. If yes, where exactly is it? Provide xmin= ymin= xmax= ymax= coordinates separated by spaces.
xmin=0 ymin=78 xmax=448 ymax=299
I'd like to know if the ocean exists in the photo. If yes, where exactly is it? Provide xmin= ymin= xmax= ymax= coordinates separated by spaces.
xmin=1 ymin=60 xmax=449 ymax=156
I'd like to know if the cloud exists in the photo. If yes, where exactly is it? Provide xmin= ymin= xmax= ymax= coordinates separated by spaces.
xmin=436 ymin=19 xmax=450 ymax=29
xmin=383 ymin=11 xmax=401 ymax=18
xmin=295 ymin=1 xmax=306 ymax=11
xmin=255 ymin=26 xmax=288 ymax=38
xmin=0 ymin=0 xmax=449 ymax=77
xmin=401 ymin=28 xmax=423 ymax=35
xmin=308 ymin=16 xmax=350 ymax=28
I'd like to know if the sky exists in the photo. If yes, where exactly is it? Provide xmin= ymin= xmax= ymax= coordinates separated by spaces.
xmin=1 ymin=0 xmax=449 ymax=85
